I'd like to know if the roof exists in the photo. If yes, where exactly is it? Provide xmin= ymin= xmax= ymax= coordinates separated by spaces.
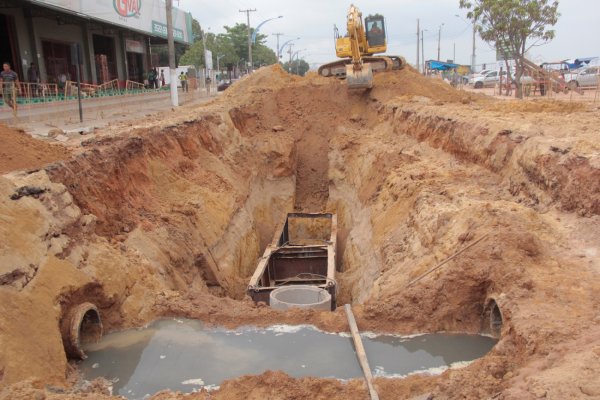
xmin=426 ymin=60 xmax=459 ymax=71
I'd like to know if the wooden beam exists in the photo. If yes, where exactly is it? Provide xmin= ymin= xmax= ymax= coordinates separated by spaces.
xmin=344 ymin=304 xmax=379 ymax=400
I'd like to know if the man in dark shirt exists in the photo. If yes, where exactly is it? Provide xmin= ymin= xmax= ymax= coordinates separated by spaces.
xmin=1 ymin=62 xmax=20 ymax=112
xmin=27 ymin=62 xmax=40 ymax=97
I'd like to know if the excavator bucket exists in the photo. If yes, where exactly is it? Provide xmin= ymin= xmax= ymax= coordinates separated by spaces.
xmin=346 ymin=63 xmax=373 ymax=89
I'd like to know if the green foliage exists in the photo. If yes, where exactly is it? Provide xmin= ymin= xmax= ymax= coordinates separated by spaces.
xmin=459 ymin=0 xmax=560 ymax=98
xmin=179 ymin=20 xmax=277 ymax=70
xmin=282 ymin=59 xmax=310 ymax=76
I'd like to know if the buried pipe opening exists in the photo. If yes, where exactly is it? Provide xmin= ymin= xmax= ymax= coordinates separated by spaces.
xmin=484 ymin=298 xmax=503 ymax=338
xmin=61 ymin=302 xmax=103 ymax=360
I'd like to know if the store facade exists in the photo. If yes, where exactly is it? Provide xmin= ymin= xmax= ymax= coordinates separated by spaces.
xmin=0 ymin=0 xmax=192 ymax=86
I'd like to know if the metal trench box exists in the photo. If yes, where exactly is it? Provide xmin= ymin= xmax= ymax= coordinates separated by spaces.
xmin=247 ymin=213 xmax=337 ymax=311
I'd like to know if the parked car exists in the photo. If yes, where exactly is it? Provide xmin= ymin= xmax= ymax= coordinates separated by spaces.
xmin=566 ymin=66 xmax=599 ymax=89
xmin=473 ymin=69 xmax=493 ymax=78
xmin=217 ymin=80 xmax=232 ymax=92
xmin=470 ymin=70 xmax=510 ymax=88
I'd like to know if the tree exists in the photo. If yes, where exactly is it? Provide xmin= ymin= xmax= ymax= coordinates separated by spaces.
xmin=222 ymin=23 xmax=277 ymax=68
xmin=180 ymin=29 xmax=238 ymax=71
xmin=459 ymin=0 xmax=560 ymax=98
xmin=283 ymin=59 xmax=310 ymax=76
xmin=180 ymin=22 xmax=278 ymax=72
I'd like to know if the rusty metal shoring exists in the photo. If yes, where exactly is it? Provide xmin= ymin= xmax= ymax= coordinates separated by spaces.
xmin=279 ymin=239 xmax=331 ymax=247
xmin=276 ymin=273 xmax=338 ymax=295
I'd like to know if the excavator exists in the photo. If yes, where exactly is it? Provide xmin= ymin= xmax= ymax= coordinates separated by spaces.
xmin=318 ymin=4 xmax=406 ymax=89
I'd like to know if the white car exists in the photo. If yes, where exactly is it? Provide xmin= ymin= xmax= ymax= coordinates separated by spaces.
xmin=470 ymin=70 xmax=510 ymax=88
xmin=566 ymin=66 xmax=599 ymax=89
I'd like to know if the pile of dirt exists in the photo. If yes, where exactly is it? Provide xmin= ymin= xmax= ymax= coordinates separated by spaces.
xmin=371 ymin=66 xmax=486 ymax=103
xmin=224 ymin=64 xmax=485 ymax=107
xmin=222 ymin=64 xmax=303 ymax=104
xmin=0 ymin=124 xmax=70 ymax=174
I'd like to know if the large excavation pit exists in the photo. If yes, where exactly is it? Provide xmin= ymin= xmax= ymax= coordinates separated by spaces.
xmin=79 ymin=318 xmax=497 ymax=399
xmin=1 ymin=62 xmax=599 ymax=400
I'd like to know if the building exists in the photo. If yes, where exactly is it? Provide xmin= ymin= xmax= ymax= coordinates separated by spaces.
xmin=0 ymin=0 xmax=193 ymax=86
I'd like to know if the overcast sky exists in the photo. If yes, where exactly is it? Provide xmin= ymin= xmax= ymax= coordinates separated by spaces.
xmin=177 ymin=0 xmax=600 ymax=69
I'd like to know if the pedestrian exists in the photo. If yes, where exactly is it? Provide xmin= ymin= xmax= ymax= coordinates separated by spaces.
xmin=160 ymin=69 xmax=165 ymax=87
xmin=152 ymin=67 xmax=159 ymax=88
xmin=179 ymin=71 xmax=188 ymax=92
xmin=148 ymin=68 xmax=156 ymax=89
xmin=27 ymin=62 xmax=40 ymax=97
xmin=1 ymin=61 xmax=20 ymax=113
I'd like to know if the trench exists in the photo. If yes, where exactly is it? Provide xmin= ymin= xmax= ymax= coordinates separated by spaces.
xmin=37 ymin=77 xmax=515 ymax=397
xmin=79 ymin=319 xmax=497 ymax=399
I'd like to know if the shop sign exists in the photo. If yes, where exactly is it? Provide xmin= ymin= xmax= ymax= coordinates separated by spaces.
xmin=30 ymin=0 xmax=192 ymax=44
xmin=152 ymin=21 xmax=184 ymax=41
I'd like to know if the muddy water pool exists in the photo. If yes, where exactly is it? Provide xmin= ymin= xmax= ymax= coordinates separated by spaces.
xmin=80 ymin=319 xmax=496 ymax=399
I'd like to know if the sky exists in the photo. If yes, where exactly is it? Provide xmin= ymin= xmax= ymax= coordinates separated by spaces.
xmin=176 ymin=0 xmax=600 ymax=70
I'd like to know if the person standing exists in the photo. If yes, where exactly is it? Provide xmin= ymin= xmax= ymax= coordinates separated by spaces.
xmin=1 ymin=62 xmax=20 ymax=113
xmin=27 ymin=62 xmax=40 ymax=97
xmin=179 ymin=71 xmax=188 ymax=92
xmin=160 ymin=69 xmax=165 ymax=87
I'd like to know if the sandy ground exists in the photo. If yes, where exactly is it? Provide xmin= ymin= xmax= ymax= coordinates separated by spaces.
xmin=0 ymin=65 xmax=599 ymax=400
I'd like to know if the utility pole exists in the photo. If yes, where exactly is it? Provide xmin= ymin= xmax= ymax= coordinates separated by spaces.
xmin=421 ymin=29 xmax=425 ymax=74
xmin=471 ymin=25 xmax=476 ymax=72
xmin=166 ymin=0 xmax=178 ymax=106
xmin=416 ymin=19 xmax=420 ymax=72
xmin=437 ymin=23 xmax=443 ymax=61
xmin=273 ymin=33 xmax=283 ymax=59
xmin=239 ymin=8 xmax=257 ymax=72
xmin=288 ymin=43 xmax=294 ymax=72
xmin=201 ymin=27 xmax=209 ymax=90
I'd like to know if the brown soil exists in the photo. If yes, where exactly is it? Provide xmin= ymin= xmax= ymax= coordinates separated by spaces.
xmin=0 ymin=124 xmax=71 ymax=174
xmin=0 ymin=64 xmax=599 ymax=400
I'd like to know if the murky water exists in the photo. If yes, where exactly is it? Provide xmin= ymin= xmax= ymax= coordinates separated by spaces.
xmin=80 ymin=319 xmax=496 ymax=399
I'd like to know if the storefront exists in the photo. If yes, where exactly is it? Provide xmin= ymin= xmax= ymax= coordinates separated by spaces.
xmin=0 ymin=0 xmax=192 ymax=86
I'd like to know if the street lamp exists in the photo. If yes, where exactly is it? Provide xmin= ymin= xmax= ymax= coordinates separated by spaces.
xmin=252 ymin=16 xmax=283 ymax=44
xmin=279 ymin=37 xmax=300 ymax=61
xmin=455 ymin=14 xmax=476 ymax=73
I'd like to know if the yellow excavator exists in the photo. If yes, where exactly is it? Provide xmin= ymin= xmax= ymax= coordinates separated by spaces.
xmin=318 ymin=4 xmax=406 ymax=89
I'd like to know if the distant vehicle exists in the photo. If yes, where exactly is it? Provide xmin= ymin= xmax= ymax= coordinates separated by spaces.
xmin=566 ymin=66 xmax=600 ymax=90
xmin=217 ymin=80 xmax=231 ymax=92
xmin=470 ymin=70 xmax=509 ymax=88
xmin=472 ymin=69 xmax=493 ymax=78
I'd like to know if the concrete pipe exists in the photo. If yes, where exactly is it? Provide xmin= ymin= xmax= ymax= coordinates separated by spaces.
xmin=61 ymin=302 xmax=103 ymax=359
xmin=270 ymin=285 xmax=332 ymax=311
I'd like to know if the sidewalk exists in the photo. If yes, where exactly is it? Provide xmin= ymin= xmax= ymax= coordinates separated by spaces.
xmin=1 ymin=88 xmax=217 ymax=138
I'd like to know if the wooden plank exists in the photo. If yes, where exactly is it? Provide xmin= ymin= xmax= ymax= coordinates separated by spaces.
xmin=344 ymin=304 xmax=379 ymax=400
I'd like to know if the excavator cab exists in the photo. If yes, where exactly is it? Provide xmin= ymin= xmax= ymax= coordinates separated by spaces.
xmin=365 ymin=16 xmax=386 ymax=52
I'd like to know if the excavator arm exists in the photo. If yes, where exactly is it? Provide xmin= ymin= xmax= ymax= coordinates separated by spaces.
xmin=345 ymin=5 xmax=373 ymax=89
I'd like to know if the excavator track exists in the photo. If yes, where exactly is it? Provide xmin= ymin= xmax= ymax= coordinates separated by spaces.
xmin=318 ymin=55 xmax=406 ymax=79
